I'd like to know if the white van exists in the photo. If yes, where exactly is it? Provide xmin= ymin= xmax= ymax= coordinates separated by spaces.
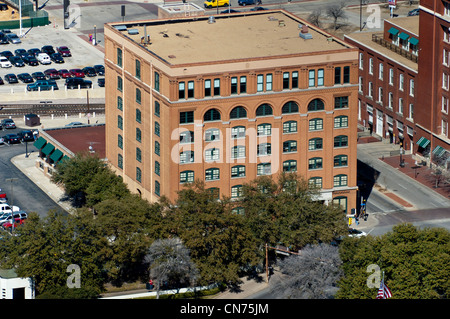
xmin=37 ymin=53 xmax=51 ymax=65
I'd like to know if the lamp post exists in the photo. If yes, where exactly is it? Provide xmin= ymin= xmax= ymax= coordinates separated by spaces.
xmin=94 ymin=25 xmax=97 ymax=45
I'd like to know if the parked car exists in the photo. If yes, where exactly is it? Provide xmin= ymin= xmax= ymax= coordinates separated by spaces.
xmin=2 ymin=218 xmax=25 ymax=229
xmin=1 ymin=118 xmax=16 ymax=129
xmin=65 ymin=121 xmax=84 ymax=126
xmin=69 ymin=68 xmax=85 ymax=78
xmin=0 ymin=50 xmax=13 ymax=58
xmin=50 ymin=52 xmax=64 ymax=63
xmin=58 ymin=69 xmax=72 ymax=78
xmin=93 ymin=64 xmax=105 ymax=75
xmin=408 ymin=8 xmax=419 ymax=16
xmin=0 ymin=34 xmax=8 ymax=45
xmin=5 ymin=33 xmax=21 ymax=44
xmin=32 ymin=71 xmax=46 ymax=81
xmin=348 ymin=228 xmax=367 ymax=238
xmin=22 ymin=55 xmax=39 ymax=66
xmin=17 ymin=130 xmax=34 ymax=142
xmin=17 ymin=73 xmax=34 ymax=83
xmin=0 ymin=193 xmax=7 ymax=203
xmin=44 ymin=68 xmax=60 ymax=80
xmin=65 ymin=77 xmax=92 ymax=89
xmin=26 ymin=80 xmax=59 ymax=91
xmin=9 ymin=56 xmax=24 ymax=67
xmin=238 ymin=0 xmax=257 ymax=5
xmin=27 ymin=48 xmax=41 ymax=57
xmin=57 ymin=46 xmax=71 ymax=57
xmin=41 ymin=45 xmax=55 ymax=55
xmin=97 ymin=78 xmax=105 ymax=87
xmin=37 ymin=53 xmax=51 ymax=64
xmin=3 ymin=133 xmax=20 ymax=144
xmin=82 ymin=66 xmax=96 ymax=77
xmin=0 ymin=56 xmax=11 ymax=68
xmin=0 ymin=76 xmax=3 ymax=85
xmin=4 ymin=73 xmax=18 ymax=84
xmin=204 ymin=0 xmax=229 ymax=8
xmin=14 ymin=49 xmax=28 ymax=58
xmin=250 ymin=6 xmax=266 ymax=10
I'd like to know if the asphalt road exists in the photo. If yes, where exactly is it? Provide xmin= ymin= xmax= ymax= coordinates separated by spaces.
xmin=0 ymin=127 xmax=64 ymax=217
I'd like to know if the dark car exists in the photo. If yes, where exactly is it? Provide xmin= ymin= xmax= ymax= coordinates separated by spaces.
xmin=14 ymin=49 xmax=28 ymax=58
xmin=50 ymin=52 xmax=64 ymax=63
xmin=27 ymin=48 xmax=41 ymax=57
xmin=97 ymin=78 xmax=105 ymax=87
xmin=32 ymin=72 xmax=46 ymax=81
xmin=9 ymin=56 xmax=24 ymax=67
xmin=69 ymin=69 xmax=85 ymax=78
xmin=17 ymin=130 xmax=35 ymax=142
xmin=0 ymin=35 xmax=8 ymax=45
xmin=82 ymin=66 xmax=96 ymax=77
xmin=17 ymin=73 xmax=34 ymax=83
xmin=250 ymin=6 xmax=266 ymax=11
xmin=27 ymin=80 xmax=58 ymax=91
xmin=0 ymin=76 xmax=3 ymax=85
xmin=408 ymin=8 xmax=419 ymax=16
xmin=22 ymin=55 xmax=39 ymax=66
xmin=3 ymin=133 xmax=20 ymax=144
xmin=0 ymin=50 xmax=13 ymax=59
xmin=44 ymin=68 xmax=60 ymax=80
xmin=4 ymin=74 xmax=18 ymax=84
xmin=58 ymin=69 xmax=72 ymax=78
xmin=57 ymin=46 xmax=71 ymax=57
xmin=41 ymin=45 xmax=55 ymax=55
xmin=65 ymin=77 xmax=92 ymax=89
xmin=93 ymin=64 xmax=105 ymax=75
xmin=1 ymin=119 xmax=16 ymax=129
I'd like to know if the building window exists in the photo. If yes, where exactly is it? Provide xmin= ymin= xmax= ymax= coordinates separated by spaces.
xmin=205 ymin=128 xmax=220 ymax=142
xmin=409 ymin=104 xmax=414 ymax=119
xmin=335 ymin=96 xmax=349 ymax=109
xmin=359 ymin=52 xmax=363 ymax=69
xmin=117 ymin=76 xmax=123 ymax=92
xmin=283 ymin=72 xmax=290 ymax=89
xmin=334 ymin=67 xmax=341 ymax=84
xmin=155 ymin=161 xmax=160 ymax=176
xmin=389 ymin=68 xmax=394 ymax=85
xmin=154 ymin=121 xmax=160 ymax=136
xmin=155 ymin=181 xmax=160 ymax=196
xmin=257 ymin=123 xmax=271 ymax=136
xmin=334 ymin=154 xmax=348 ymax=167
xmin=178 ymin=82 xmax=185 ymax=99
xmin=398 ymin=98 xmax=404 ymax=114
xmin=154 ymin=72 xmax=160 ymax=92
xmin=155 ymin=141 xmax=160 ymax=156
xmin=378 ymin=87 xmax=383 ymax=104
xmin=136 ymin=88 xmax=141 ymax=104
xmin=232 ymin=207 xmax=245 ymax=215
xmin=257 ymin=163 xmax=271 ymax=175
xmin=136 ymin=167 xmax=142 ymax=183
xmin=308 ymin=69 xmax=315 ymax=87
xmin=343 ymin=66 xmax=350 ymax=83
xmin=334 ymin=115 xmax=348 ymax=128
xmin=308 ymin=99 xmax=325 ymax=112
xmin=180 ymin=111 xmax=194 ymax=124
xmin=266 ymin=73 xmax=273 ymax=91
xmin=256 ymin=104 xmax=273 ymax=116
xmin=180 ymin=151 xmax=194 ymax=164
xmin=205 ymin=148 xmax=220 ymax=161
xmin=444 ymin=0 xmax=450 ymax=16
xmin=283 ymin=160 xmax=297 ymax=172
xmin=136 ymin=108 xmax=141 ymax=123
xmin=231 ymin=77 xmax=238 ymax=95
xmin=257 ymin=74 xmax=264 ymax=92
xmin=187 ymin=81 xmax=194 ymax=99
xmin=204 ymin=108 xmax=221 ymax=122
xmin=240 ymin=76 xmax=247 ymax=93
xmin=118 ymin=115 xmax=123 ymax=130
xmin=399 ymin=74 xmax=404 ymax=91
xmin=444 ymin=49 xmax=449 ymax=66
xmin=136 ymin=147 xmax=142 ymax=162
xmin=205 ymin=168 xmax=220 ymax=181
xmin=180 ymin=170 xmax=194 ymax=184
xmin=409 ymin=79 xmax=415 ymax=96
xmin=136 ymin=128 xmax=142 ymax=142
xmin=231 ymin=145 xmax=245 ymax=159
xmin=231 ymin=126 xmax=246 ymax=139
xmin=117 ymin=48 xmax=122 ymax=67
xmin=368 ymin=82 xmax=373 ymax=98
xmin=292 ymin=71 xmax=299 ymax=88
xmin=334 ymin=174 xmax=348 ymax=187
xmin=334 ymin=135 xmax=348 ymax=148
xmin=117 ymin=96 xmax=123 ymax=111
xmin=309 ymin=138 xmax=323 ymax=150
xmin=257 ymin=143 xmax=271 ymax=156
xmin=118 ymin=134 xmax=123 ymax=149
xmin=369 ymin=57 xmax=373 ymax=74
xmin=283 ymin=121 xmax=297 ymax=133
xmin=388 ymin=92 xmax=394 ymax=109
xmin=309 ymin=118 xmax=323 ymax=131
xmin=282 ymin=101 xmax=299 ymax=114
xmin=213 ymin=78 xmax=220 ymax=95
xmin=359 ymin=76 xmax=363 ymax=93
xmin=231 ymin=185 xmax=243 ymax=198
xmin=180 ymin=130 xmax=194 ymax=144
xmin=208 ymin=187 xmax=220 ymax=200
xmin=309 ymin=177 xmax=322 ymax=188
xmin=379 ymin=63 xmax=384 ymax=80
xmin=135 ymin=59 xmax=141 ymax=79
xmin=283 ymin=140 xmax=297 ymax=153
xmin=230 ymin=106 xmax=247 ymax=119
xmin=444 ymin=73 xmax=450 ymax=90
xmin=118 ymin=154 xmax=123 ymax=169
xmin=308 ymin=157 xmax=323 ymax=170
xmin=205 ymin=79 xmax=211 ymax=97
xmin=231 ymin=165 xmax=246 ymax=178
xmin=333 ymin=196 xmax=347 ymax=212
xmin=442 ymin=96 xmax=449 ymax=113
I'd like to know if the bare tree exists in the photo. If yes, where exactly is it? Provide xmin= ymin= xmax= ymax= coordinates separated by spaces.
xmin=145 ymin=237 xmax=199 ymax=299
xmin=308 ymin=9 xmax=323 ymax=28
xmin=326 ymin=1 xmax=348 ymax=31
xmin=269 ymin=244 xmax=343 ymax=299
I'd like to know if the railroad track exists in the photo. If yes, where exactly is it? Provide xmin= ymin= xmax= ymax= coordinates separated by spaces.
xmin=0 ymin=103 xmax=105 ymax=117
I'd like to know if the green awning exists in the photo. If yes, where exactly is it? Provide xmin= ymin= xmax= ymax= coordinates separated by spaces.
xmin=388 ymin=27 xmax=399 ymax=35
xmin=398 ymin=32 xmax=410 ymax=40
xmin=408 ymin=37 xmax=419 ymax=45
xmin=50 ymin=149 xmax=64 ymax=163
xmin=432 ymin=146 xmax=446 ymax=157
xmin=41 ymin=142 xmax=55 ymax=156
xmin=33 ymin=136 xmax=46 ymax=149
xmin=417 ymin=137 xmax=430 ymax=148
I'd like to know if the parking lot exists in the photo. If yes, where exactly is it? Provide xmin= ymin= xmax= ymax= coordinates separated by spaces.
xmin=0 ymin=22 xmax=105 ymax=94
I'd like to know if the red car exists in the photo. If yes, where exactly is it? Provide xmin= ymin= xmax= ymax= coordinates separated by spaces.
xmin=44 ymin=68 xmax=60 ymax=80
xmin=57 ymin=46 xmax=71 ymax=57
xmin=69 ymin=68 xmax=85 ymax=78
xmin=58 ymin=69 xmax=72 ymax=78
xmin=2 ymin=218 xmax=25 ymax=229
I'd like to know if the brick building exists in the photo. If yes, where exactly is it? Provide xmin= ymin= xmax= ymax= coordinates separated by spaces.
xmin=103 ymin=10 xmax=359 ymax=213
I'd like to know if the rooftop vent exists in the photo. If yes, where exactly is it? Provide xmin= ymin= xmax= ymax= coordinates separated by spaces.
xmin=208 ymin=16 xmax=215 ymax=24
xmin=114 ymin=25 xmax=127 ymax=31
xmin=128 ymin=29 xmax=139 ymax=35
xmin=299 ymin=24 xmax=312 ymax=39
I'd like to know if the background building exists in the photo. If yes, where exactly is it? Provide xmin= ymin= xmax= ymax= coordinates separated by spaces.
xmin=104 ymin=10 xmax=359 ymax=213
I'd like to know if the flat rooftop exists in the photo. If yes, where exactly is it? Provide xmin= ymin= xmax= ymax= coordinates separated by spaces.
xmin=109 ymin=10 xmax=352 ymax=65
xmin=385 ymin=16 xmax=419 ymax=36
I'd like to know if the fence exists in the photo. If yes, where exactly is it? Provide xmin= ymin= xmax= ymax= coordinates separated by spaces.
xmin=0 ymin=1 xmax=49 ymax=29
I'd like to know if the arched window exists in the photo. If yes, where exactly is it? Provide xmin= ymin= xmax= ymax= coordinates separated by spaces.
xmin=308 ymin=138 xmax=323 ymax=150
xmin=308 ymin=157 xmax=323 ymax=170
xmin=334 ymin=155 xmax=348 ymax=167
xmin=282 ymin=101 xmax=299 ymax=114
xmin=256 ymin=104 xmax=273 ymax=117
xmin=308 ymin=177 xmax=322 ymax=188
xmin=283 ymin=160 xmax=297 ymax=172
xmin=308 ymin=98 xmax=325 ymax=111
xmin=204 ymin=108 xmax=221 ymax=122
xmin=230 ymin=106 xmax=247 ymax=119
xmin=334 ymin=135 xmax=348 ymax=147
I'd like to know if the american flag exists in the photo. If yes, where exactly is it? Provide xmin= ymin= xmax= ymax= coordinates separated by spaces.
xmin=376 ymin=279 xmax=392 ymax=299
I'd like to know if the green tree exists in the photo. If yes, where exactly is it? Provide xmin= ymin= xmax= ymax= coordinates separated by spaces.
xmin=85 ymin=168 xmax=131 ymax=207
xmin=337 ymin=223 xmax=450 ymax=299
